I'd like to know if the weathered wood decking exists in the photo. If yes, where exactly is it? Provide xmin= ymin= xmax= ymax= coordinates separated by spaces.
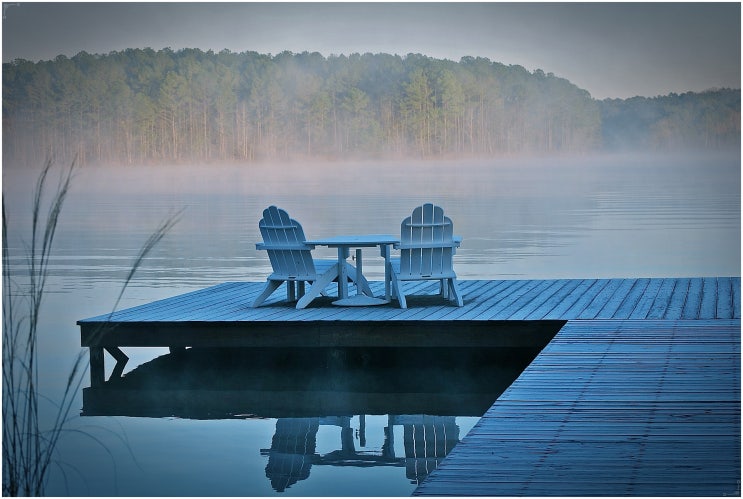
xmin=79 ymin=277 xmax=740 ymax=332
xmin=414 ymin=319 xmax=741 ymax=496
xmin=77 ymin=277 xmax=740 ymax=378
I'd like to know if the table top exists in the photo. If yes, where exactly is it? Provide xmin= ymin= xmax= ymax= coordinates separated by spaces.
xmin=306 ymin=234 xmax=399 ymax=247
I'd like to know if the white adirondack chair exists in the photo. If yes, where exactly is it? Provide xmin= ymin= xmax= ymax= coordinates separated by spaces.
xmin=389 ymin=203 xmax=463 ymax=308
xmin=252 ymin=206 xmax=365 ymax=308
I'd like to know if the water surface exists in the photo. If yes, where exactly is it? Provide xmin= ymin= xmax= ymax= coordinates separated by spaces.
xmin=2 ymin=152 xmax=740 ymax=495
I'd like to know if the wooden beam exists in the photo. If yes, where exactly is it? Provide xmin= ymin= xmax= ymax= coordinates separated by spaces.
xmin=80 ymin=320 xmax=564 ymax=349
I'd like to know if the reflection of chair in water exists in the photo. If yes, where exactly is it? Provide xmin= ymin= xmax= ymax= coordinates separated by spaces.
xmin=261 ymin=415 xmax=462 ymax=491
xmin=261 ymin=418 xmax=319 ymax=492
xmin=252 ymin=206 xmax=368 ymax=308
xmin=389 ymin=203 xmax=463 ymax=308
xmin=261 ymin=417 xmax=356 ymax=492
xmin=391 ymin=415 xmax=460 ymax=484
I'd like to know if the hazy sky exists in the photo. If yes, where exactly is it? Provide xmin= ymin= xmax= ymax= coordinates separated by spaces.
xmin=2 ymin=2 xmax=740 ymax=99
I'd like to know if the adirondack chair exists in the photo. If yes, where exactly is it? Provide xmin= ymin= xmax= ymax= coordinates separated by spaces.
xmin=252 ymin=206 xmax=366 ymax=308
xmin=389 ymin=203 xmax=463 ymax=308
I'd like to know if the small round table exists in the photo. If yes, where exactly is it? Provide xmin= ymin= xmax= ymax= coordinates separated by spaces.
xmin=304 ymin=234 xmax=399 ymax=306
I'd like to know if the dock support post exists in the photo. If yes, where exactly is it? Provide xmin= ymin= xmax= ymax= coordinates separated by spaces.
xmin=89 ymin=347 xmax=105 ymax=387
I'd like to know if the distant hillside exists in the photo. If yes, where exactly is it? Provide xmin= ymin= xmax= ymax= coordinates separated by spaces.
xmin=600 ymin=90 xmax=740 ymax=150
xmin=2 ymin=48 xmax=739 ymax=166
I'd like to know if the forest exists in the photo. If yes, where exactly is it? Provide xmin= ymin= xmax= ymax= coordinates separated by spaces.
xmin=2 ymin=48 xmax=740 ymax=167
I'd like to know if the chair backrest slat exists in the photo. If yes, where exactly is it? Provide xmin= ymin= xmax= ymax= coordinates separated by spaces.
xmin=400 ymin=203 xmax=455 ymax=278
xmin=259 ymin=206 xmax=316 ymax=279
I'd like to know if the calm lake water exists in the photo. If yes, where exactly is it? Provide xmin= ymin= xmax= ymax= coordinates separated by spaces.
xmin=2 ymin=151 xmax=740 ymax=496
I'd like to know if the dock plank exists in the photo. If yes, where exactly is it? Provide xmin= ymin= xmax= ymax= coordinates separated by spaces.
xmin=717 ymin=277 xmax=735 ymax=319
xmin=541 ymin=279 xmax=595 ymax=319
xmin=593 ymin=278 xmax=636 ymax=319
xmin=580 ymin=278 xmax=627 ymax=319
xmin=566 ymin=279 xmax=611 ymax=318
xmin=734 ymin=277 xmax=741 ymax=318
xmin=523 ymin=279 xmax=580 ymax=320
xmin=499 ymin=279 xmax=557 ymax=319
xmin=663 ymin=277 xmax=690 ymax=319
xmin=611 ymin=277 xmax=650 ymax=318
xmin=453 ymin=280 xmax=530 ymax=321
xmin=681 ymin=277 xmax=704 ymax=319
xmin=698 ymin=277 xmax=718 ymax=319
xmin=507 ymin=279 xmax=570 ymax=320
xmin=427 ymin=280 xmax=502 ymax=320
xmin=627 ymin=278 xmax=664 ymax=319
xmin=645 ymin=278 xmax=677 ymax=319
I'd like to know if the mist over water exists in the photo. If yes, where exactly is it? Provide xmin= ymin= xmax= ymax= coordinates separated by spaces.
xmin=2 ymin=151 xmax=740 ymax=495
xmin=5 ymin=150 xmax=740 ymax=288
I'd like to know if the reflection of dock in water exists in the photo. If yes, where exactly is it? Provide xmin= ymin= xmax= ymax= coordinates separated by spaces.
xmin=262 ymin=415 xmax=462 ymax=492
xmin=81 ymin=346 xmax=532 ymax=492
xmin=82 ymin=346 xmax=536 ymax=419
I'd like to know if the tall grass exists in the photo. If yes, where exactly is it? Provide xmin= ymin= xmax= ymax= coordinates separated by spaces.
xmin=2 ymin=159 xmax=180 ymax=495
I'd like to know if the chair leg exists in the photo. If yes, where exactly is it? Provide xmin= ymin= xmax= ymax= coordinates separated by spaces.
xmin=296 ymin=265 xmax=339 ymax=309
xmin=440 ymin=279 xmax=449 ymax=299
xmin=251 ymin=280 xmax=283 ymax=308
xmin=390 ymin=276 xmax=407 ymax=309
xmin=287 ymin=281 xmax=296 ymax=301
xmin=448 ymin=278 xmax=463 ymax=307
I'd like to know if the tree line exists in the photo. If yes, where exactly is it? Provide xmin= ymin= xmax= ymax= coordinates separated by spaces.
xmin=2 ymin=48 xmax=739 ymax=167
xmin=599 ymin=91 xmax=741 ymax=150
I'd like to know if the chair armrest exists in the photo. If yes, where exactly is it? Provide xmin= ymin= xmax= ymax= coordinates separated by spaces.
xmin=394 ymin=236 xmax=461 ymax=250
xmin=394 ymin=241 xmax=461 ymax=250
xmin=256 ymin=242 xmax=315 ymax=251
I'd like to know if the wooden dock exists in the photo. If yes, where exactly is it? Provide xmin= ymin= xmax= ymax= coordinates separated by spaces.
xmin=413 ymin=319 xmax=741 ymax=496
xmin=79 ymin=277 xmax=740 ymax=333
xmin=78 ymin=276 xmax=740 ymax=495
xmin=78 ymin=277 xmax=739 ymax=382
